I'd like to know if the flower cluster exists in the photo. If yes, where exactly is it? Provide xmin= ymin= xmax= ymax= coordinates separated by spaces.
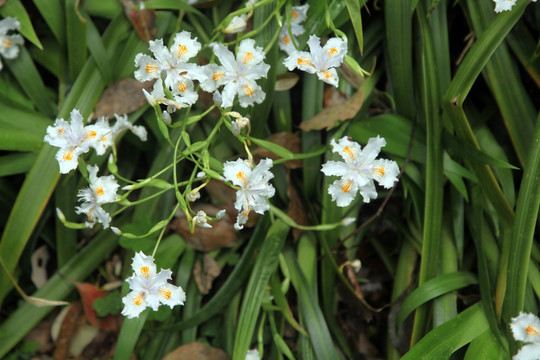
xmin=511 ymin=312 xmax=540 ymax=359
xmin=279 ymin=4 xmax=309 ymax=55
xmin=284 ymin=35 xmax=348 ymax=87
xmin=135 ymin=36 xmax=270 ymax=110
xmin=76 ymin=165 xmax=119 ymax=229
xmin=121 ymin=252 xmax=186 ymax=319
xmin=321 ymin=136 xmax=399 ymax=207
xmin=44 ymin=110 xmax=148 ymax=174
xmin=222 ymin=158 xmax=275 ymax=230
xmin=201 ymin=39 xmax=270 ymax=108
xmin=134 ymin=31 xmax=206 ymax=108
xmin=0 ymin=16 xmax=24 ymax=71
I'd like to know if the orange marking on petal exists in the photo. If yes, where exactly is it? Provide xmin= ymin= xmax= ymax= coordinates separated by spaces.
xmin=145 ymin=63 xmax=159 ymax=73
xmin=283 ymin=36 xmax=291 ymax=45
xmin=95 ymin=186 xmax=105 ymax=197
xmin=328 ymin=47 xmax=338 ymax=57
xmin=341 ymin=179 xmax=353 ymax=193
xmin=86 ymin=130 xmax=97 ymax=139
xmin=243 ymin=52 xmax=254 ymax=64
xmin=243 ymin=84 xmax=254 ymax=97
xmin=159 ymin=288 xmax=172 ymax=300
xmin=526 ymin=325 xmax=539 ymax=337
xmin=342 ymin=146 xmax=356 ymax=160
xmin=58 ymin=128 xmax=65 ymax=135
xmin=236 ymin=171 xmax=246 ymax=180
xmin=291 ymin=11 xmax=298 ymax=19
xmin=101 ymin=136 xmax=107 ymax=142
xmin=63 ymin=151 xmax=73 ymax=161
xmin=177 ymin=44 xmax=188 ymax=58
xmin=178 ymin=82 xmax=187 ymax=93
xmin=212 ymin=72 xmax=224 ymax=81
xmin=297 ymin=57 xmax=312 ymax=66
xmin=140 ymin=266 xmax=151 ymax=279
xmin=374 ymin=166 xmax=385 ymax=177
xmin=322 ymin=70 xmax=333 ymax=79
xmin=132 ymin=292 xmax=145 ymax=306
xmin=2 ymin=39 xmax=12 ymax=48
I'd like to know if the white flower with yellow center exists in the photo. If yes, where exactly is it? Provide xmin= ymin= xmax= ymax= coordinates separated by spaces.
xmin=200 ymin=39 xmax=270 ymax=108
xmin=279 ymin=4 xmax=309 ymax=55
xmin=134 ymin=31 xmax=206 ymax=107
xmin=283 ymin=35 xmax=347 ymax=87
xmin=511 ymin=312 xmax=540 ymax=360
xmin=44 ymin=109 xmax=101 ymax=174
xmin=75 ymin=165 xmax=119 ymax=229
xmin=0 ymin=17 xmax=24 ymax=71
xmin=321 ymin=136 xmax=399 ymax=207
xmin=223 ymin=158 xmax=275 ymax=230
xmin=121 ymin=252 xmax=186 ymax=319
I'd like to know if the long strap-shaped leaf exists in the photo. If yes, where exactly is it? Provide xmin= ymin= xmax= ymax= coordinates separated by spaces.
xmin=442 ymin=0 xmax=533 ymax=223
xmin=0 ymin=225 xmax=120 ymax=357
xmin=402 ymin=303 xmax=489 ymax=359
xmin=284 ymin=247 xmax=341 ymax=360
xmin=503 ymin=112 xmax=540 ymax=323
xmin=232 ymin=220 xmax=289 ymax=360
xmin=396 ymin=271 xmax=478 ymax=329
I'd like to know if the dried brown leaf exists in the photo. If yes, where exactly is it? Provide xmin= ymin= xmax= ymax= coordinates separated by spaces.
xmin=300 ymin=90 xmax=366 ymax=131
xmin=120 ymin=0 xmax=157 ymax=42
xmin=287 ymin=171 xmax=308 ymax=240
xmin=53 ymin=303 xmax=84 ymax=360
xmin=193 ymin=254 xmax=221 ymax=295
xmin=275 ymin=72 xmax=299 ymax=91
xmin=252 ymin=132 xmax=302 ymax=169
xmin=323 ymin=86 xmax=347 ymax=108
xmin=173 ymin=204 xmax=238 ymax=251
xmin=163 ymin=342 xmax=230 ymax=360
xmin=92 ymin=78 xmax=154 ymax=120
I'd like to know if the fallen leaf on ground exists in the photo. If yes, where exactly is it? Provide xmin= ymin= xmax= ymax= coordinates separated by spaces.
xmin=172 ymin=204 xmax=238 ymax=251
xmin=300 ymin=90 xmax=366 ymax=131
xmin=162 ymin=342 xmax=230 ymax=360
xmin=193 ymin=253 xmax=222 ymax=294
xmin=92 ymin=78 xmax=154 ymax=120
xmin=75 ymin=282 xmax=118 ymax=331
xmin=323 ymin=86 xmax=348 ymax=108
xmin=253 ymin=132 xmax=302 ymax=169
xmin=120 ymin=0 xmax=156 ymax=42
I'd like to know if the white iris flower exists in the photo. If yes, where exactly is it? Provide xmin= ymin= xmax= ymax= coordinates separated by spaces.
xmin=0 ymin=17 xmax=24 ymax=71
xmin=223 ymin=158 xmax=275 ymax=230
xmin=44 ymin=109 xmax=101 ymax=174
xmin=121 ymin=252 xmax=186 ymax=319
xmin=279 ymin=4 xmax=309 ymax=55
xmin=134 ymin=31 xmax=206 ymax=107
xmin=201 ymin=39 xmax=270 ymax=108
xmin=283 ymin=35 xmax=347 ymax=87
xmin=511 ymin=312 xmax=540 ymax=360
xmin=75 ymin=165 xmax=119 ymax=229
xmin=321 ymin=136 xmax=399 ymax=207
